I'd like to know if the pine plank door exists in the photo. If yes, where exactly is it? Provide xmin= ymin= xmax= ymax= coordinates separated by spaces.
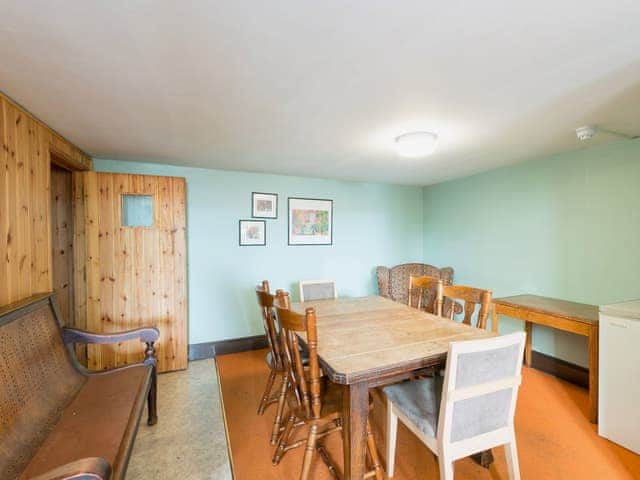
xmin=76 ymin=172 xmax=187 ymax=372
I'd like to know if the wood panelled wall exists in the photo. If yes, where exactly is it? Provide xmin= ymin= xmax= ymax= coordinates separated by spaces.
xmin=0 ymin=92 xmax=91 ymax=309
xmin=75 ymin=172 xmax=188 ymax=372
xmin=50 ymin=165 xmax=75 ymax=324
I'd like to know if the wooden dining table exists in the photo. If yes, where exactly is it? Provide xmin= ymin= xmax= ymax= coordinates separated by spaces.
xmin=291 ymin=295 xmax=494 ymax=480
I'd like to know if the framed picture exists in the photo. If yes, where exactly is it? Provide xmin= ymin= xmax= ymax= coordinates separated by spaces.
xmin=252 ymin=192 xmax=278 ymax=219
xmin=288 ymin=197 xmax=333 ymax=246
xmin=239 ymin=220 xmax=266 ymax=246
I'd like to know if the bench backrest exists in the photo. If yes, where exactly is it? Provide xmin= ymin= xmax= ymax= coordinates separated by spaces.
xmin=0 ymin=294 xmax=85 ymax=479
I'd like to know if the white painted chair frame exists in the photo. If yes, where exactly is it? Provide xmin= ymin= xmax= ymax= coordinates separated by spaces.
xmin=386 ymin=332 xmax=526 ymax=480
xmin=298 ymin=279 xmax=337 ymax=302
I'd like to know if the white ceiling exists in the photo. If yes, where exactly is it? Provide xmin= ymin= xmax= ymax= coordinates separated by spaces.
xmin=1 ymin=1 xmax=640 ymax=186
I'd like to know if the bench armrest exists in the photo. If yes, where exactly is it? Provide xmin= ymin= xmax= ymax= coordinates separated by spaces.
xmin=63 ymin=326 xmax=159 ymax=368
xmin=62 ymin=326 xmax=159 ymax=345
xmin=28 ymin=457 xmax=111 ymax=480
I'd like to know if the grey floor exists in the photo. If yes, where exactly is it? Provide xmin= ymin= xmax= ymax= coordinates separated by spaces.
xmin=127 ymin=359 xmax=233 ymax=480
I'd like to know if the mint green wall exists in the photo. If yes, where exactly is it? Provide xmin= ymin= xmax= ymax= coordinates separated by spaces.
xmin=95 ymin=140 xmax=640 ymax=363
xmin=93 ymin=159 xmax=424 ymax=345
xmin=423 ymin=139 xmax=640 ymax=367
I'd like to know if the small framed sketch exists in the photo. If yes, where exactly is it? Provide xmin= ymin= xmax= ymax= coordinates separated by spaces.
xmin=252 ymin=192 xmax=278 ymax=219
xmin=239 ymin=220 xmax=266 ymax=246
xmin=288 ymin=197 xmax=333 ymax=246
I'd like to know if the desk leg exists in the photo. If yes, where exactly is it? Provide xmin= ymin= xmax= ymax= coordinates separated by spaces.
xmin=524 ymin=321 xmax=533 ymax=367
xmin=343 ymin=381 xmax=369 ymax=479
xmin=491 ymin=304 xmax=499 ymax=333
xmin=588 ymin=326 xmax=599 ymax=423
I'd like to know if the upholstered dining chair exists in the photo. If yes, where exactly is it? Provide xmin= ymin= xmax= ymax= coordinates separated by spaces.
xmin=384 ymin=332 xmax=526 ymax=480
xmin=377 ymin=263 xmax=454 ymax=305
xmin=298 ymin=279 xmax=337 ymax=302
xmin=408 ymin=275 xmax=443 ymax=315
xmin=272 ymin=291 xmax=384 ymax=480
xmin=440 ymin=285 xmax=493 ymax=330
xmin=255 ymin=281 xmax=289 ymax=444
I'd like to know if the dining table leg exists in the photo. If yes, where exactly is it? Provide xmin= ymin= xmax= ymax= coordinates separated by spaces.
xmin=471 ymin=450 xmax=495 ymax=468
xmin=342 ymin=381 xmax=369 ymax=479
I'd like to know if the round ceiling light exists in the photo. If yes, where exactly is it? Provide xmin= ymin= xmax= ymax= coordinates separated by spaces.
xmin=394 ymin=131 xmax=438 ymax=158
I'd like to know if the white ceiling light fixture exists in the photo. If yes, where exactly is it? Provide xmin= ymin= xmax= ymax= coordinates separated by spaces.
xmin=395 ymin=131 xmax=439 ymax=158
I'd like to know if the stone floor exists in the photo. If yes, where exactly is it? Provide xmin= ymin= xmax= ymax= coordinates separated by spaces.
xmin=127 ymin=359 xmax=233 ymax=480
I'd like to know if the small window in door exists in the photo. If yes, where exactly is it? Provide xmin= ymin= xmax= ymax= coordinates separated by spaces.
xmin=121 ymin=194 xmax=154 ymax=227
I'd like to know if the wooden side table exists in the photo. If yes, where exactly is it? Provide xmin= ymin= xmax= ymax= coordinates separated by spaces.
xmin=492 ymin=294 xmax=599 ymax=423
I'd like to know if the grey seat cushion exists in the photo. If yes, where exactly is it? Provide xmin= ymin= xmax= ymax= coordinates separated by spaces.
xmin=383 ymin=376 xmax=443 ymax=439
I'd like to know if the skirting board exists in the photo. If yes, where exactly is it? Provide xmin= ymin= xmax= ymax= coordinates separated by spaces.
xmin=189 ymin=334 xmax=268 ymax=361
xmin=530 ymin=350 xmax=589 ymax=389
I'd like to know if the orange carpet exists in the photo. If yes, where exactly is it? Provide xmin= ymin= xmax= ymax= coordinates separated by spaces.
xmin=216 ymin=349 xmax=640 ymax=479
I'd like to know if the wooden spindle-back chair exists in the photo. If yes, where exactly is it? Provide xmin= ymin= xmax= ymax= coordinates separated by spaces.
xmin=273 ymin=291 xmax=384 ymax=480
xmin=440 ymin=284 xmax=493 ymax=330
xmin=255 ymin=281 xmax=290 ymax=444
xmin=408 ymin=275 xmax=443 ymax=315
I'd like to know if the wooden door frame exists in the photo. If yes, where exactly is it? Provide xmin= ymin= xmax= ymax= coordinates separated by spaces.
xmin=49 ymin=146 xmax=92 ymax=362
xmin=49 ymin=144 xmax=91 ymax=172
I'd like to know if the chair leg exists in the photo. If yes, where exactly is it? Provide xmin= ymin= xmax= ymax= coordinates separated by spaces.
xmin=300 ymin=424 xmax=318 ymax=480
xmin=505 ymin=435 xmax=521 ymax=480
xmin=258 ymin=369 xmax=277 ymax=415
xmin=385 ymin=399 xmax=398 ymax=478
xmin=273 ymin=412 xmax=296 ymax=465
xmin=270 ymin=374 xmax=289 ymax=444
xmin=438 ymin=452 xmax=453 ymax=480
xmin=366 ymin=419 xmax=384 ymax=480
xmin=438 ymin=455 xmax=454 ymax=480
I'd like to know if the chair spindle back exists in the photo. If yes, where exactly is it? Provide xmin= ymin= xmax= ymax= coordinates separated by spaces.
xmin=408 ymin=275 xmax=443 ymax=315
xmin=441 ymin=285 xmax=492 ymax=329
xmin=255 ymin=280 xmax=283 ymax=370
xmin=275 ymin=291 xmax=322 ymax=420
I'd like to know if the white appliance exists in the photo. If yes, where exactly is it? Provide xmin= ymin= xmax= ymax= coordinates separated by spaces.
xmin=598 ymin=300 xmax=640 ymax=453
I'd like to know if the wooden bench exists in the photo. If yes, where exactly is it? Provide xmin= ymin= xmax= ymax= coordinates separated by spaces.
xmin=0 ymin=293 xmax=159 ymax=480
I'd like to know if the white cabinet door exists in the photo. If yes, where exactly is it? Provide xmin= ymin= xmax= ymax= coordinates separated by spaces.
xmin=598 ymin=313 xmax=640 ymax=453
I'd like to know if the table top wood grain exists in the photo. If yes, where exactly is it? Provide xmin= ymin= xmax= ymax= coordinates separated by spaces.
xmin=291 ymin=296 xmax=493 ymax=385
xmin=493 ymin=294 xmax=598 ymax=325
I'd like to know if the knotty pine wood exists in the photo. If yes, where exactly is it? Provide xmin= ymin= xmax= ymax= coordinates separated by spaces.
xmin=76 ymin=172 xmax=188 ymax=373
xmin=50 ymin=164 xmax=74 ymax=326
xmin=0 ymin=92 xmax=91 ymax=308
